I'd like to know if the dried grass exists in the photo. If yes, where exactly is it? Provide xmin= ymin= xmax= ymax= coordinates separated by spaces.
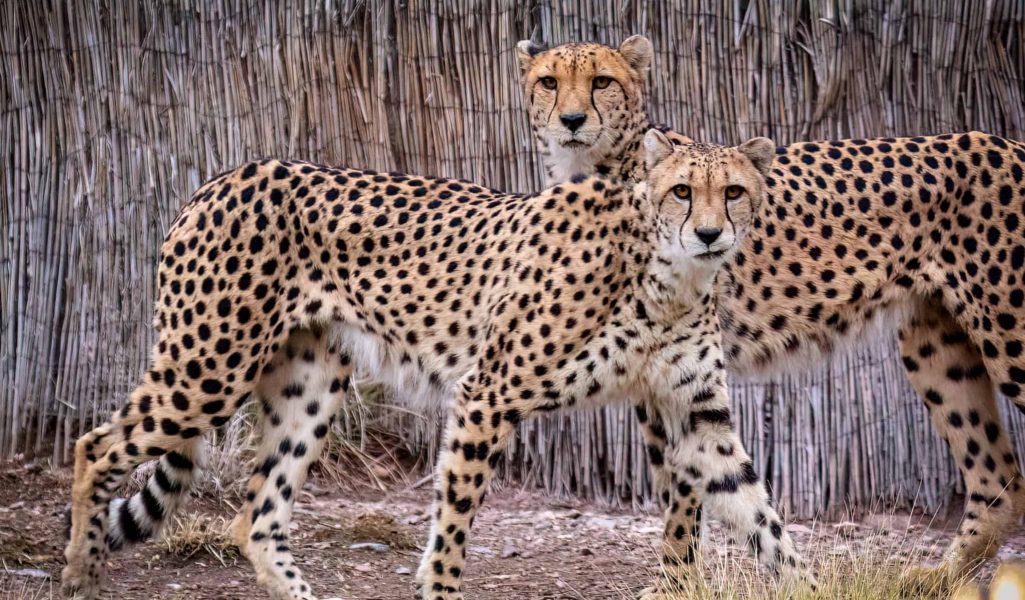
xmin=0 ymin=578 xmax=52 ymax=600
xmin=599 ymin=516 xmax=1025 ymax=600
xmin=161 ymin=513 xmax=238 ymax=564
xmin=621 ymin=559 xmax=1025 ymax=600
xmin=4 ymin=1 xmax=1025 ymax=518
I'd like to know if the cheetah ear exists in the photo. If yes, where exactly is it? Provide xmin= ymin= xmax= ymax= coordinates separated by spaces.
xmin=619 ymin=35 xmax=653 ymax=74
xmin=738 ymin=137 xmax=777 ymax=177
xmin=644 ymin=129 xmax=674 ymax=170
xmin=516 ymin=40 xmax=547 ymax=72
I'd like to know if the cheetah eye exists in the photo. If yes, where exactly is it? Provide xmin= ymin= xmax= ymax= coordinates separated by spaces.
xmin=725 ymin=185 xmax=744 ymax=200
xmin=672 ymin=185 xmax=691 ymax=201
xmin=539 ymin=76 xmax=558 ymax=90
xmin=592 ymin=76 xmax=612 ymax=90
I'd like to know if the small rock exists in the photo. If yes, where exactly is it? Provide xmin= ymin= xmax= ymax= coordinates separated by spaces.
xmin=580 ymin=548 xmax=594 ymax=556
xmin=588 ymin=517 xmax=618 ymax=529
xmin=833 ymin=521 xmax=859 ymax=537
xmin=166 ymin=583 xmax=182 ymax=591
xmin=402 ymin=513 xmax=428 ymax=525
xmin=500 ymin=541 xmax=518 ymax=558
xmin=394 ymin=566 xmax=412 ymax=575
xmin=469 ymin=545 xmax=494 ymax=556
xmin=353 ymin=562 xmax=373 ymax=573
xmin=348 ymin=542 xmax=390 ymax=553
xmin=863 ymin=513 xmax=915 ymax=532
xmin=785 ymin=523 xmax=813 ymax=535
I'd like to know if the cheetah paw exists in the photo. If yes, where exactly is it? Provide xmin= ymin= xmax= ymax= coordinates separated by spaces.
xmin=418 ymin=583 xmax=464 ymax=600
xmin=61 ymin=565 xmax=101 ymax=600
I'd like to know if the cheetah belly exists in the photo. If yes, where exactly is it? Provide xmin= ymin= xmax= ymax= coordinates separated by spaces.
xmin=721 ymin=291 xmax=916 ymax=377
xmin=328 ymin=323 xmax=462 ymax=411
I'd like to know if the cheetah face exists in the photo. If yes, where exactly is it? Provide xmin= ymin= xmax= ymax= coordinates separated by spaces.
xmin=642 ymin=129 xmax=776 ymax=265
xmin=517 ymin=36 xmax=651 ymax=171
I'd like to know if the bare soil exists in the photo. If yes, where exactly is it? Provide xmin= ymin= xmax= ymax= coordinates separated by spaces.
xmin=3 ymin=463 xmax=1025 ymax=600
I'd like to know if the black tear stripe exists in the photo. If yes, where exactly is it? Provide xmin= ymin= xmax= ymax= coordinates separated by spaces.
xmin=589 ymin=89 xmax=605 ymax=126
xmin=676 ymin=201 xmax=694 ymax=242
xmin=546 ymin=86 xmax=559 ymax=127
xmin=705 ymin=460 xmax=759 ymax=494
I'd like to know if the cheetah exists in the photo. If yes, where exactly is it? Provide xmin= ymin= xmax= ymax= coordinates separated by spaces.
xmin=61 ymin=132 xmax=811 ymax=599
xmin=516 ymin=34 xmax=1025 ymax=589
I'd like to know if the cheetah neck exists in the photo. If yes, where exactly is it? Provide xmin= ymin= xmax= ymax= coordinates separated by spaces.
xmin=627 ymin=193 xmax=720 ymax=323
xmin=537 ymin=120 xmax=651 ymax=186
xmin=640 ymin=254 xmax=720 ymax=323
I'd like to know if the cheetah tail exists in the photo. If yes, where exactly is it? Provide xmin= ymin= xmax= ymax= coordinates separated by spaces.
xmin=68 ymin=449 xmax=199 ymax=550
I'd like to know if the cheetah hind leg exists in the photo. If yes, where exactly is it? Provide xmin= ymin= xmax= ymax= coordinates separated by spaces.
xmin=62 ymin=422 xmax=119 ymax=600
xmin=230 ymin=328 xmax=353 ymax=600
xmin=64 ymin=379 xmax=239 ymax=597
xmin=897 ymin=301 xmax=1025 ymax=594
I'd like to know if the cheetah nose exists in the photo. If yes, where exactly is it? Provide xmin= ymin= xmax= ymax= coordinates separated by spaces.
xmin=696 ymin=227 xmax=723 ymax=246
xmin=559 ymin=112 xmax=587 ymax=132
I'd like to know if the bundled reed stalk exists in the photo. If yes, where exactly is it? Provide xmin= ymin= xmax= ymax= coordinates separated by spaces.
xmin=2 ymin=0 xmax=1024 ymax=518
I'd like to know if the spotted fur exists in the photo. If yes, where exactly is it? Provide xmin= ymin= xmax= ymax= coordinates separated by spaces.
xmin=61 ymin=136 xmax=812 ymax=599
xmin=519 ymin=36 xmax=1025 ymax=590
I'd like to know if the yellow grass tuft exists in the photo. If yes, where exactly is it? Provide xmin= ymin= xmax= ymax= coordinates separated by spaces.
xmin=631 ymin=556 xmax=998 ymax=600
xmin=161 ymin=513 xmax=238 ymax=565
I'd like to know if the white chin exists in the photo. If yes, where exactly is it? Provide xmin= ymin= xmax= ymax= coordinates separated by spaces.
xmin=547 ymin=139 xmax=602 ymax=183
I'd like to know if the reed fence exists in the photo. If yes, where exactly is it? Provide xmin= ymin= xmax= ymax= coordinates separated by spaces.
xmin=3 ymin=0 xmax=1025 ymax=518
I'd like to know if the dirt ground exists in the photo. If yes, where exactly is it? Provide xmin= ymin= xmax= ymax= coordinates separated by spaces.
xmin=3 ymin=463 xmax=1025 ymax=600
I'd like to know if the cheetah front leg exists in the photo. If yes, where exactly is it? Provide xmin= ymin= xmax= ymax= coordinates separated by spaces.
xmin=640 ymin=383 xmax=815 ymax=598
xmin=416 ymin=377 xmax=519 ymax=600
xmin=634 ymin=400 xmax=703 ymax=594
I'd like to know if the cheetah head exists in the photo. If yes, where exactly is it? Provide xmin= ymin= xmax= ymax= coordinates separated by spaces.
xmin=516 ymin=36 xmax=652 ymax=183
xmin=640 ymin=129 xmax=775 ymax=266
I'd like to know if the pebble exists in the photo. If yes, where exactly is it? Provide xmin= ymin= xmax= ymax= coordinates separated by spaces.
xmin=469 ymin=545 xmax=494 ymax=556
xmin=587 ymin=517 xmax=619 ymax=529
xmin=348 ymin=542 xmax=390 ymax=553
xmin=833 ymin=521 xmax=860 ymax=537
